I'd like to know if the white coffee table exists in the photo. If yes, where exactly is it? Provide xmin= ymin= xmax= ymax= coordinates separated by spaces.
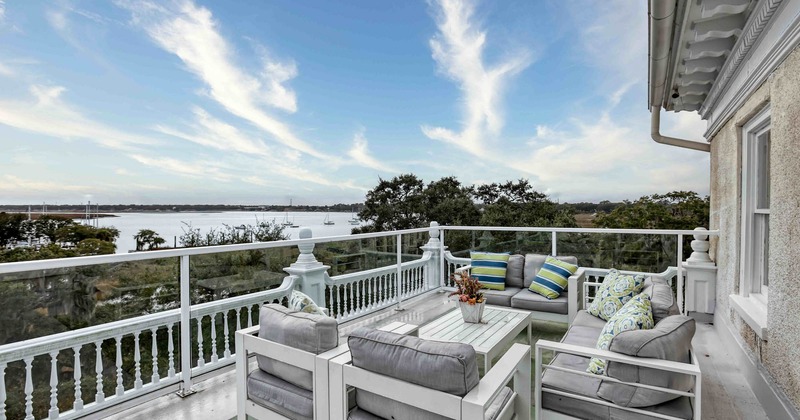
xmin=418 ymin=305 xmax=531 ymax=372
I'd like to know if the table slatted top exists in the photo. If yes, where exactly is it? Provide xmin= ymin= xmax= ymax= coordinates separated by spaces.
xmin=418 ymin=306 xmax=529 ymax=352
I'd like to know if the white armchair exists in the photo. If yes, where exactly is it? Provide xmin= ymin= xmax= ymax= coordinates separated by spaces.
xmin=329 ymin=328 xmax=531 ymax=420
xmin=235 ymin=304 xmax=350 ymax=420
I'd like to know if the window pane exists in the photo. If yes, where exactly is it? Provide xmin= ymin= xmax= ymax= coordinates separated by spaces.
xmin=756 ymin=130 xmax=770 ymax=209
xmin=754 ymin=213 xmax=769 ymax=290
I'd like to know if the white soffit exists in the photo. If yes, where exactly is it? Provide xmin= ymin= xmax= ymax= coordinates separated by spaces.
xmin=666 ymin=0 xmax=756 ymax=112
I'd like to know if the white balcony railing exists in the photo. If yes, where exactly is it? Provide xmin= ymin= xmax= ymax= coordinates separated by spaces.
xmin=0 ymin=223 xmax=717 ymax=420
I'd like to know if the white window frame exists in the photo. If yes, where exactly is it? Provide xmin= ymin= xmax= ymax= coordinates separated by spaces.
xmin=732 ymin=105 xmax=770 ymax=339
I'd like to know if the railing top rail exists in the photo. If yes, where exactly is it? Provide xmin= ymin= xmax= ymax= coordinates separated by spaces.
xmin=439 ymin=225 xmax=719 ymax=236
xmin=0 ymin=227 xmax=432 ymax=274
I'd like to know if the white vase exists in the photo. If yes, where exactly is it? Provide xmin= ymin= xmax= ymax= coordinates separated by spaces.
xmin=458 ymin=301 xmax=485 ymax=323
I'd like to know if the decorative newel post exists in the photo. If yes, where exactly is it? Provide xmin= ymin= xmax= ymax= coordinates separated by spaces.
xmin=684 ymin=227 xmax=717 ymax=315
xmin=284 ymin=228 xmax=330 ymax=308
xmin=420 ymin=221 xmax=445 ymax=290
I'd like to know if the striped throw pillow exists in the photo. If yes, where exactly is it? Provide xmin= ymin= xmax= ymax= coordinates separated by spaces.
xmin=528 ymin=256 xmax=579 ymax=299
xmin=470 ymin=251 xmax=510 ymax=291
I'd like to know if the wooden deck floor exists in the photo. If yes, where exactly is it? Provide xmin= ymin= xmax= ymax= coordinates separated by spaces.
xmin=105 ymin=291 xmax=770 ymax=420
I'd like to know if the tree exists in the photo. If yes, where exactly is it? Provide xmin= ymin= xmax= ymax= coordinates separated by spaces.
xmin=0 ymin=212 xmax=27 ymax=247
xmin=32 ymin=215 xmax=74 ymax=243
xmin=134 ymin=229 xmax=166 ymax=251
xmin=422 ymin=177 xmax=481 ymax=227
xmin=354 ymin=174 xmax=426 ymax=233
xmin=473 ymin=179 xmax=577 ymax=228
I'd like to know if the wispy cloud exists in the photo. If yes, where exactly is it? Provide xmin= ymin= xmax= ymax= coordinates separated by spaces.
xmin=347 ymin=129 xmax=398 ymax=173
xmin=116 ymin=0 xmax=326 ymax=159
xmin=0 ymin=175 xmax=90 ymax=193
xmin=0 ymin=1 xmax=6 ymax=25
xmin=155 ymin=106 xmax=272 ymax=156
xmin=129 ymin=154 xmax=233 ymax=181
xmin=0 ymin=84 xmax=157 ymax=150
xmin=421 ymin=0 xmax=532 ymax=155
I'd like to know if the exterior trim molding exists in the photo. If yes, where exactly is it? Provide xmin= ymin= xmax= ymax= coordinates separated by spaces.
xmin=703 ymin=0 xmax=800 ymax=139
xmin=701 ymin=0 xmax=783 ymax=119
xmin=714 ymin=312 xmax=800 ymax=419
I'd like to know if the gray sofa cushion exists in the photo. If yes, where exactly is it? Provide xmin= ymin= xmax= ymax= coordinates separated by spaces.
xmin=523 ymin=254 xmax=578 ymax=288
xmin=247 ymin=369 xmax=313 ymax=420
xmin=348 ymin=327 xmax=479 ymax=420
xmin=510 ymin=289 xmax=568 ymax=314
xmin=598 ymin=315 xmax=696 ymax=408
xmin=541 ymin=352 xmax=693 ymax=419
xmin=505 ymin=254 xmax=525 ymax=288
xmin=257 ymin=304 xmax=339 ymax=391
xmin=643 ymin=277 xmax=680 ymax=323
xmin=483 ymin=287 xmax=522 ymax=306
xmin=349 ymin=387 xmax=514 ymax=420
xmin=571 ymin=310 xmax=608 ymax=330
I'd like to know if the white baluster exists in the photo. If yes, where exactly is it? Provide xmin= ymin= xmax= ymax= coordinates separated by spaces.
xmin=24 ymin=357 xmax=33 ymax=420
xmin=150 ymin=328 xmax=160 ymax=384
xmin=196 ymin=317 xmax=205 ymax=368
xmin=327 ymin=286 xmax=334 ymax=315
xmin=247 ymin=306 xmax=253 ymax=328
xmin=167 ymin=323 xmax=176 ymax=378
xmin=94 ymin=341 xmax=104 ymax=404
xmin=73 ymin=346 xmax=83 ymax=412
xmin=223 ymin=311 xmax=231 ymax=359
xmin=377 ymin=275 xmax=383 ymax=305
xmin=210 ymin=313 xmax=218 ymax=364
xmin=369 ymin=277 xmax=375 ymax=309
xmin=115 ymin=336 xmax=124 ymax=396
xmin=49 ymin=351 xmax=58 ymax=419
xmin=0 ymin=362 xmax=6 ymax=419
xmin=133 ymin=331 xmax=142 ymax=390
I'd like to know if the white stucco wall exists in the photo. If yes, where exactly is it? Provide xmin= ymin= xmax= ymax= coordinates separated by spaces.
xmin=709 ymin=45 xmax=800 ymax=407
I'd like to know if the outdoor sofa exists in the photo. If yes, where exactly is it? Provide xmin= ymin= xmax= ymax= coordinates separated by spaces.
xmin=455 ymin=253 xmax=585 ymax=323
xmin=534 ymin=269 xmax=701 ymax=420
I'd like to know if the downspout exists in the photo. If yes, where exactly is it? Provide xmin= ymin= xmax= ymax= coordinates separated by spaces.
xmin=649 ymin=0 xmax=710 ymax=152
xmin=651 ymin=105 xmax=711 ymax=152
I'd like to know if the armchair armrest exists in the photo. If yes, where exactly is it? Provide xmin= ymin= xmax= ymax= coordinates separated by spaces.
xmin=462 ymin=343 xmax=531 ymax=420
xmin=567 ymin=268 xmax=586 ymax=323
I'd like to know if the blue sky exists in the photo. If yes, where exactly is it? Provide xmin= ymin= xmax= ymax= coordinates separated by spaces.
xmin=0 ymin=0 xmax=710 ymax=205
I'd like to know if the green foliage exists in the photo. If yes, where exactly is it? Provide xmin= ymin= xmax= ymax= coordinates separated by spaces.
xmin=354 ymin=174 xmax=427 ymax=232
xmin=178 ymin=219 xmax=288 ymax=247
xmin=474 ymin=179 xmax=578 ymax=228
xmin=0 ymin=212 xmax=27 ymax=247
xmin=595 ymin=191 xmax=709 ymax=230
xmin=32 ymin=215 xmax=74 ymax=242
xmin=134 ymin=228 xmax=166 ymax=251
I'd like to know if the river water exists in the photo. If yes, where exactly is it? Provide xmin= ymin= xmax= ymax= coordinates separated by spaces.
xmin=95 ymin=211 xmax=359 ymax=253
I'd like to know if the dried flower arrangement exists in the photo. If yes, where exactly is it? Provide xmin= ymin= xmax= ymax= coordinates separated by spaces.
xmin=448 ymin=271 xmax=485 ymax=305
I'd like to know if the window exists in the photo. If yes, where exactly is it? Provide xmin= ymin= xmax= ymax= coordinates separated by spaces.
xmin=732 ymin=106 xmax=770 ymax=339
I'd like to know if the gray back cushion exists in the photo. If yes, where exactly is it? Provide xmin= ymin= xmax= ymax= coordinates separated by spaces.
xmin=643 ymin=276 xmax=680 ymax=323
xmin=256 ymin=304 xmax=339 ymax=391
xmin=505 ymin=254 xmax=525 ymax=288
xmin=597 ymin=316 xmax=696 ymax=408
xmin=523 ymin=254 xmax=579 ymax=288
xmin=348 ymin=327 xmax=479 ymax=420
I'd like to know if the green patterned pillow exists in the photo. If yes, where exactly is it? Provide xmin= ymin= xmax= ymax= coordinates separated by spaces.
xmin=587 ymin=293 xmax=654 ymax=375
xmin=470 ymin=251 xmax=510 ymax=291
xmin=587 ymin=269 xmax=646 ymax=320
xmin=528 ymin=256 xmax=579 ymax=299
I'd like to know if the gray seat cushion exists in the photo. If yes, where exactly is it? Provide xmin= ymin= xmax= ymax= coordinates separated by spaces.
xmin=571 ymin=310 xmax=608 ymax=330
xmin=483 ymin=287 xmax=522 ymax=306
xmin=541 ymin=352 xmax=693 ymax=419
xmin=257 ymin=304 xmax=339 ymax=391
xmin=348 ymin=327 xmax=479 ymax=420
xmin=510 ymin=289 xmax=568 ymax=314
xmin=505 ymin=254 xmax=525 ymax=288
xmin=247 ymin=369 xmax=313 ymax=420
xmin=643 ymin=276 xmax=680 ymax=323
xmin=523 ymin=254 xmax=578 ymax=288
xmin=598 ymin=316 xmax=696 ymax=408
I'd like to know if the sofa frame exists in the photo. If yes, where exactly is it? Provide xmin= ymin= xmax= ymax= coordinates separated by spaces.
xmin=328 ymin=342 xmax=531 ymax=420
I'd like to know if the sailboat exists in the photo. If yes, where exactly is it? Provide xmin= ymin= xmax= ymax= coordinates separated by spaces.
xmin=348 ymin=207 xmax=360 ymax=225
xmin=282 ymin=199 xmax=293 ymax=227
xmin=323 ymin=212 xmax=335 ymax=225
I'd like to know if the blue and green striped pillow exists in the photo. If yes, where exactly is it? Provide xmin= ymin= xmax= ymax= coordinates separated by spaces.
xmin=470 ymin=251 xmax=510 ymax=291
xmin=528 ymin=256 xmax=579 ymax=299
